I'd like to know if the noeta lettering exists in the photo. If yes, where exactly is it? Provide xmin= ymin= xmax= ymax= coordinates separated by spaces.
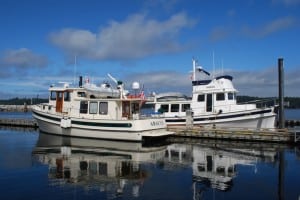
xmin=151 ymin=121 xmax=164 ymax=126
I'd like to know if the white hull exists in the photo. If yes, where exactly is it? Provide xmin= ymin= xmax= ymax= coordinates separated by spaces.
xmin=33 ymin=110 xmax=172 ymax=142
xmin=165 ymin=108 xmax=276 ymax=129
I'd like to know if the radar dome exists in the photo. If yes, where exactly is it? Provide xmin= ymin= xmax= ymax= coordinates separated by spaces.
xmin=132 ymin=82 xmax=140 ymax=90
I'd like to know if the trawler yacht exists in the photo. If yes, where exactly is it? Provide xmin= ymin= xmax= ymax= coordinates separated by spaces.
xmin=149 ymin=59 xmax=276 ymax=129
xmin=32 ymin=75 xmax=173 ymax=141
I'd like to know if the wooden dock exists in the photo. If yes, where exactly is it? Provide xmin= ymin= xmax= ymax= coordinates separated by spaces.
xmin=167 ymin=126 xmax=300 ymax=144
xmin=0 ymin=118 xmax=38 ymax=128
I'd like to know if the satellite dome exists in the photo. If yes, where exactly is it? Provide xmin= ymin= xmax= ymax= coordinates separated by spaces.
xmin=132 ymin=82 xmax=140 ymax=90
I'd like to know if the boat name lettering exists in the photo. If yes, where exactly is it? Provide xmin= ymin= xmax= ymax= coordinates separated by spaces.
xmin=151 ymin=121 xmax=164 ymax=126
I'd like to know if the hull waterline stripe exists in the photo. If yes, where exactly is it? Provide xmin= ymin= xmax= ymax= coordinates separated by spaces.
xmin=32 ymin=110 xmax=61 ymax=122
xmin=72 ymin=121 xmax=132 ymax=128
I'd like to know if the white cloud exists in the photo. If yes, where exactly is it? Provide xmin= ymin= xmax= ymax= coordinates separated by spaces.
xmin=124 ymin=67 xmax=300 ymax=97
xmin=0 ymin=48 xmax=48 ymax=69
xmin=49 ymin=12 xmax=196 ymax=61
xmin=242 ymin=16 xmax=296 ymax=38
xmin=272 ymin=0 xmax=300 ymax=6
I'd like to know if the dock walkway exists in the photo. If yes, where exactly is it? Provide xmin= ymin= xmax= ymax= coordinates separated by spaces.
xmin=0 ymin=118 xmax=38 ymax=128
xmin=167 ymin=126 xmax=299 ymax=144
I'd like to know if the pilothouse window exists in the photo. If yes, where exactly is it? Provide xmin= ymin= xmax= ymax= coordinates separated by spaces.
xmin=80 ymin=101 xmax=88 ymax=114
xmin=171 ymin=104 xmax=179 ymax=112
xmin=159 ymin=104 xmax=169 ymax=113
xmin=77 ymin=92 xmax=86 ymax=97
xmin=50 ymin=91 xmax=56 ymax=100
xmin=182 ymin=104 xmax=190 ymax=112
xmin=216 ymin=93 xmax=225 ymax=101
xmin=64 ymin=91 xmax=70 ymax=101
xmin=228 ymin=92 xmax=234 ymax=100
xmin=89 ymin=101 xmax=98 ymax=114
xmin=197 ymin=94 xmax=205 ymax=102
xmin=99 ymin=102 xmax=108 ymax=115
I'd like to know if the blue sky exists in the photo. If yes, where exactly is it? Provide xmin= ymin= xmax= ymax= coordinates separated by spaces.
xmin=0 ymin=0 xmax=299 ymax=99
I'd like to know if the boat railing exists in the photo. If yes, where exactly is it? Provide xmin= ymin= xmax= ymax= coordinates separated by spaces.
xmin=238 ymin=98 xmax=277 ymax=108
xmin=191 ymin=99 xmax=276 ymax=114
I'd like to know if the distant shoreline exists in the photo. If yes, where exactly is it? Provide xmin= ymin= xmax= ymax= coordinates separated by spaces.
xmin=0 ymin=105 xmax=33 ymax=112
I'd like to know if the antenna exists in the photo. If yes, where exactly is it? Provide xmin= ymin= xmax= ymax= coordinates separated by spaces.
xmin=192 ymin=58 xmax=196 ymax=81
xmin=107 ymin=73 xmax=118 ymax=85
xmin=212 ymin=51 xmax=215 ymax=78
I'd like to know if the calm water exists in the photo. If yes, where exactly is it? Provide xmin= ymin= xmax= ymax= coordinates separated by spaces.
xmin=0 ymin=110 xmax=300 ymax=200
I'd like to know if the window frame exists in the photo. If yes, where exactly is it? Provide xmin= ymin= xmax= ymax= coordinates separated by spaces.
xmin=99 ymin=102 xmax=108 ymax=115
xmin=216 ymin=93 xmax=225 ymax=101
xmin=171 ymin=104 xmax=180 ymax=112
xmin=79 ymin=101 xmax=88 ymax=114
xmin=197 ymin=94 xmax=205 ymax=102
xmin=89 ymin=101 xmax=98 ymax=114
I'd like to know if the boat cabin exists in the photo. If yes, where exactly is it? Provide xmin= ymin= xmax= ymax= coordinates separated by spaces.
xmin=42 ymin=84 xmax=144 ymax=120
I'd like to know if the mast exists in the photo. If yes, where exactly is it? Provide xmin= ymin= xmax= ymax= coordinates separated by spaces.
xmin=212 ymin=51 xmax=215 ymax=79
xmin=192 ymin=58 xmax=196 ymax=81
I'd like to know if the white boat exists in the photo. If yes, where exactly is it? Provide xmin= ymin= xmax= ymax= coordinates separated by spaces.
xmin=149 ymin=59 xmax=277 ymax=129
xmin=32 ymin=76 xmax=173 ymax=142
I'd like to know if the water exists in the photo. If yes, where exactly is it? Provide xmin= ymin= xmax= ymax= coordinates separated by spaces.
xmin=0 ymin=111 xmax=33 ymax=119
xmin=0 ymin=128 xmax=300 ymax=200
xmin=0 ymin=110 xmax=300 ymax=199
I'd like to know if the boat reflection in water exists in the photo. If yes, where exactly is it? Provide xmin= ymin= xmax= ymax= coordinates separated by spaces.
xmin=164 ymin=141 xmax=278 ymax=197
xmin=32 ymin=132 xmax=168 ymax=198
xmin=33 ymin=132 xmax=282 ymax=199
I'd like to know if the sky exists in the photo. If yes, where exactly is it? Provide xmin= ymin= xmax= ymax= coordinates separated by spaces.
xmin=0 ymin=0 xmax=299 ymax=99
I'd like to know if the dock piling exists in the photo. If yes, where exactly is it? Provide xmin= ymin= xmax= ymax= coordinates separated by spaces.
xmin=278 ymin=58 xmax=285 ymax=129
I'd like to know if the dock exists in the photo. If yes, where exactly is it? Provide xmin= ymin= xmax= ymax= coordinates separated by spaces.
xmin=0 ymin=118 xmax=38 ymax=128
xmin=167 ymin=126 xmax=300 ymax=144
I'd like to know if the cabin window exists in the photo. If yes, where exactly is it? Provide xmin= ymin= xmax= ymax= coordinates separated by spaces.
xmin=99 ymin=102 xmax=108 ymax=115
xmin=216 ymin=93 xmax=225 ymax=101
xmin=197 ymin=94 xmax=205 ymax=102
xmin=57 ymin=92 xmax=63 ymax=99
xmin=182 ymin=104 xmax=191 ymax=112
xmin=159 ymin=104 xmax=169 ymax=113
xmin=89 ymin=101 xmax=98 ymax=114
xmin=228 ymin=92 xmax=234 ymax=100
xmin=50 ymin=91 xmax=56 ymax=100
xmin=79 ymin=101 xmax=88 ymax=114
xmin=132 ymin=103 xmax=140 ymax=114
xmin=64 ymin=91 xmax=70 ymax=101
xmin=171 ymin=104 xmax=179 ymax=112
xmin=77 ymin=92 xmax=86 ymax=97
